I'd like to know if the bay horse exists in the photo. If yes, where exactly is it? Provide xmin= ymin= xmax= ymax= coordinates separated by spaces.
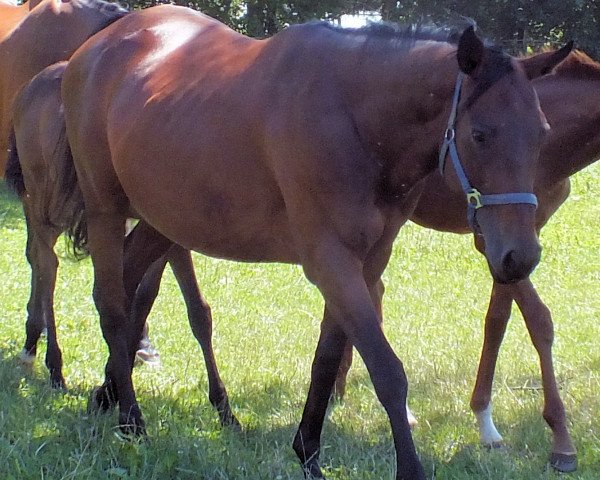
xmin=58 ymin=4 xmax=569 ymax=477
xmin=6 ymin=60 xmax=238 ymax=425
xmin=0 ymin=0 xmax=128 ymax=177
xmin=133 ymin=48 xmax=597 ymax=473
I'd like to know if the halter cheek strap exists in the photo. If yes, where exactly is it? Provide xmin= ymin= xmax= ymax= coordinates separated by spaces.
xmin=438 ymin=73 xmax=538 ymax=233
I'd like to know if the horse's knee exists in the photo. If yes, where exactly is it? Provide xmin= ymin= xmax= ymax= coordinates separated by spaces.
xmin=529 ymin=304 xmax=554 ymax=352
xmin=543 ymin=401 xmax=566 ymax=430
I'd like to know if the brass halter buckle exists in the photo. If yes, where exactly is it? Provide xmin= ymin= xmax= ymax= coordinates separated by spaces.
xmin=466 ymin=188 xmax=483 ymax=209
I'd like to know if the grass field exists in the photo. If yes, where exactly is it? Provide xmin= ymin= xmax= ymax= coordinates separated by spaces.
xmin=0 ymin=164 xmax=598 ymax=479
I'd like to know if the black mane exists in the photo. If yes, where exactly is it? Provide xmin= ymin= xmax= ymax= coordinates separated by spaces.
xmin=320 ymin=21 xmax=463 ymax=46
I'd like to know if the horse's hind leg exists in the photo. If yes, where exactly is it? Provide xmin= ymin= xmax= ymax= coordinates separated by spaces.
xmin=20 ymin=202 xmax=65 ymax=388
xmin=89 ymin=221 xmax=172 ymax=415
xmin=512 ymin=279 xmax=577 ymax=472
xmin=167 ymin=244 xmax=239 ymax=428
xmin=470 ymin=280 xmax=512 ymax=447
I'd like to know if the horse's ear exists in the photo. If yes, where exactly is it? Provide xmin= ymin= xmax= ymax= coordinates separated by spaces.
xmin=457 ymin=26 xmax=485 ymax=75
xmin=520 ymin=41 xmax=574 ymax=80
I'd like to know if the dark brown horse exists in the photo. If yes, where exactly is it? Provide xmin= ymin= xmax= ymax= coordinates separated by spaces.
xmin=58 ymin=5 xmax=569 ymax=477
xmin=9 ymin=47 xmax=594 ymax=475
xmin=0 ymin=0 xmax=127 ymax=177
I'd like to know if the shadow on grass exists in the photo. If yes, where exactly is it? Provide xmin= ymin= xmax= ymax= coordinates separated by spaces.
xmin=0 ymin=351 xmax=435 ymax=479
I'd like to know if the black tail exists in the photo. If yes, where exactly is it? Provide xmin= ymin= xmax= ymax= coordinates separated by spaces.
xmin=5 ymin=127 xmax=26 ymax=197
xmin=51 ymin=123 xmax=89 ymax=259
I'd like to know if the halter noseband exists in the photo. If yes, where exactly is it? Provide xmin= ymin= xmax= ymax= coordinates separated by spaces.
xmin=438 ymin=73 xmax=538 ymax=233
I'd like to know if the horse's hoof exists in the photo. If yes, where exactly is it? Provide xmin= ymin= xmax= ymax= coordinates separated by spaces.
xmin=549 ymin=452 xmax=577 ymax=473
xmin=302 ymin=459 xmax=326 ymax=479
xmin=134 ymin=344 xmax=161 ymax=367
xmin=87 ymin=385 xmax=117 ymax=413
xmin=483 ymin=440 xmax=506 ymax=450
xmin=19 ymin=349 xmax=36 ymax=366
xmin=406 ymin=408 xmax=418 ymax=429
xmin=220 ymin=411 xmax=242 ymax=432
xmin=50 ymin=376 xmax=67 ymax=391
xmin=119 ymin=409 xmax=146 ymax=437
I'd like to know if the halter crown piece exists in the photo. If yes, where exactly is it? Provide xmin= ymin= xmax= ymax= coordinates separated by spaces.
xmin=438 ymin=73 xmax=539 ymax=233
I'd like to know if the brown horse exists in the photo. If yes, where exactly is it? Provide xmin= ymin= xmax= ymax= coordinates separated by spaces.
xmin=6 ymin=60 xmax=238 ymax=425
xmin=0 ymin=0 xmax=129 ymax=382
xmin=133 ymin=48 xmax=598 ymax=473
xmin=0 ymin=0 xmax=127 ymax=177
xmin=58 ymin=5 xmax=569 ymax=477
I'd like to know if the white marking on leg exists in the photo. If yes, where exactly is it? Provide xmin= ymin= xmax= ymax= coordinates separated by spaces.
xmin=475 ymin=403 xmax=503 ymax=445
xmin=19 ymin=349 xmax=36 ymax=366
xmin=406 ymin=403 xmax=418 ymax=428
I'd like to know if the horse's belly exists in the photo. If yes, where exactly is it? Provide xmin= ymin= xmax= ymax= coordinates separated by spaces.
xmin=116 ymin=151 xmax=298 ymax=264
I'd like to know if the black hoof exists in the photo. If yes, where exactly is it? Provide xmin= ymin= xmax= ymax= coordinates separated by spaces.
xmin=302 ymin=459 xmax=326 ymax=479
xmin=119 ymin=407 xmax=146 ymax=437
xmin=50 ymin=378 xmax=67 ymax=391
xmin=484 ymin=441 xmax=506 ymax=451
xmin=50 ymin=371 xmax=67 ymax=390
xmin=549 ymin=452 xmax=577 ymax=473
xmin=87 ymin=385 xmax=117 ymax=414
xmin=219 ymin=410 xmax=242 ymax=431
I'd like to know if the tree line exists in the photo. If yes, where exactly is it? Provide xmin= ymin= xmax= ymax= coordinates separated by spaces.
xmin=125 ymin=1 xmax=599 ymax=57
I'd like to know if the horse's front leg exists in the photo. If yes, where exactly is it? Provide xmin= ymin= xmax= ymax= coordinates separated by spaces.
xmin=332 ymin=285 xmax=418 ymax=428
xmin=293 ymin=306 xmax=350 ymax=478
xmin=512 ymin=279 xmax=577 ymax=472
xmin=295 ymin=246 xmax=424 ymax=480
xmin=470 ymin=280 xmax=512 ymax=447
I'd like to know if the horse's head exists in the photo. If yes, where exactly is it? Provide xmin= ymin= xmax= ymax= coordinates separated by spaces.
xmin=440 ymin=27 xmax=572 ymax=284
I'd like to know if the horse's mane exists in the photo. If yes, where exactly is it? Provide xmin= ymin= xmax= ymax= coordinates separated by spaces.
xmin=553 ymin=49 xmax=600 ymax=80
xmin=321 ymin=21 xmax=464 ymax=46
xmin=75 ymin=0 xmax=129 ymax=17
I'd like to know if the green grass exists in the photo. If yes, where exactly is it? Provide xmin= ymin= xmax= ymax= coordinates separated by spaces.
xmin=0 ymin=164 xmax=598 ymax=479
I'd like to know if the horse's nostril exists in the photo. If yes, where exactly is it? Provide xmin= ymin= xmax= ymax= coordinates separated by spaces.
xmin=502 ymin=250 xmax=517 ymax=275
xmin=500 ymin=246 xmax=540 ymax=283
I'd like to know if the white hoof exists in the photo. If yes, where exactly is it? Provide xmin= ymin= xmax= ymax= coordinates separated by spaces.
xmin=19 ymin=349 xmax=36 ymax=366
xmin=406 ymin=404 xmax=418 ymax=428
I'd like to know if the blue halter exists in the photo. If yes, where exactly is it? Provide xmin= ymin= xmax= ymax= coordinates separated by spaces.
xmin=438 ymin=73 xmax=538 ymax=233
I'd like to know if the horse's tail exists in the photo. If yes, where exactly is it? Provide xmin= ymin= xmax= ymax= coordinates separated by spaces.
xmin=51 ymin=122 xmax=89 ymax=259
xmin=5 ymin=127 xmax=26 ymax=197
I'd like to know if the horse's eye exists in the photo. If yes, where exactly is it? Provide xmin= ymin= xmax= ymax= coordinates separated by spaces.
xmin=472 ymin=129 xmax=486 ymax=143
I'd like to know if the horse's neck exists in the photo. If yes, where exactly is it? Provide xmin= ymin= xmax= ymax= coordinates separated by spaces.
xmin=537 ymin=74 xmax=600 ymax=183
xmin=337 ymin=41 xmax=457 ymax=191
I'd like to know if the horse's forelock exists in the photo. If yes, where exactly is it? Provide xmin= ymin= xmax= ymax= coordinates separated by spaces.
xmin=464 ymin=47 xmax=514 ymax=109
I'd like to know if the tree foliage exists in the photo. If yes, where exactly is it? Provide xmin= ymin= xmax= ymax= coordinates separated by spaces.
xmin=126 ymin=0 xmax=599 ymax=58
